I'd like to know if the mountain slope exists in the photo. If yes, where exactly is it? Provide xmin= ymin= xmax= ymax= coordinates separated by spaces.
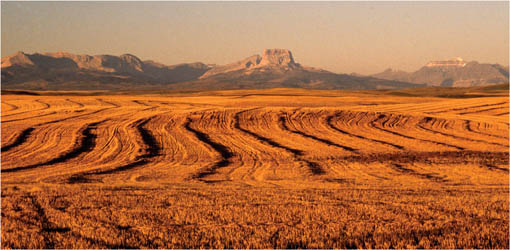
xmin=373 ymin=58 xmax=509 ymax=87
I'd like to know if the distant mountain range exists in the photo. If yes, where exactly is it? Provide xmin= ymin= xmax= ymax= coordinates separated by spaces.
xmin=169 ymin=49 xmax=420 ymax=90
xmin=372 ymin=57 xmax=509 ymax=87
xmin=1 ymin=51 xmax=211 ymax=90
xmin=1 ymin=50 xmax=507 ymax=90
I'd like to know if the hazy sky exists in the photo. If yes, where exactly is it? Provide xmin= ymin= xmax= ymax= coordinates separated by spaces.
xmin=2 ymin=1 xmax=508 ymax=74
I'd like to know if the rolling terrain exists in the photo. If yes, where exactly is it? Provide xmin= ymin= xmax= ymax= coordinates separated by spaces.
xmin=1 ymin=88 xmax=509 ymax=248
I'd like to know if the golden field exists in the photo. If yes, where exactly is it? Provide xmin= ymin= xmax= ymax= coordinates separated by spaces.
xmin=1 ymin=88 xmax=509 ymax=248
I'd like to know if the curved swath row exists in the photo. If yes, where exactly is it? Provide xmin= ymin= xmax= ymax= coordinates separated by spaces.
xmin=3 ymin=113 xmax=163 ymax=183
xmin=1 ymin=98 xmax=163 ymax=181
xmin=326 ymin=111 xmax=454 ymax=151
xmin=423 ymin=100 xmax=508 ymax=114
xmin=183 ymin=116 xmax=234 ymax=180
xmin=464 ymin=120 xmax=509 ymax=140
xmin=1 ymin=99 xmax=50 ymax=118
xmin=325 ymin=113 xmax=405 ymax=151
xmin=64 ymin=117 xmax=163 ymax=183
xmin=132 ymin=114 xmax=218 ymax=183
xmin=234 ymin=109 xmax=326 ymax=177
xmin=1 ymin=96 xmax=508 ymax=187
xmin=2 ymin=121 xmax=106 ymax=173
xmin=279 ymin=110 xmax=358 ymax=153
xmin=0 ymin=97 xmax=91 ymax=124
xmin=416 ymin=117 xmax=508 ymax=148
xmin=1 ymin=101 xmax=20 ymax=112
xmin=180 ymin=110 xmax=314 ymax=183
xmin=0 ymin=98 xmax=120 ymax=154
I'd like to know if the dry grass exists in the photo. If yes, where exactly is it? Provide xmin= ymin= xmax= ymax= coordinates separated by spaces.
xmin=1 ymin=89 xmax=509 ymax=248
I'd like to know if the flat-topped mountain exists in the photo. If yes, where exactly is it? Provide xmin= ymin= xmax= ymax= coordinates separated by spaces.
xmin=200 ymin=49 xmax=302 ymax=79
xmin=2 ymin=49 xmax=420 ymax=90
xmin=373 ymin=58 xmax=509 ymax=87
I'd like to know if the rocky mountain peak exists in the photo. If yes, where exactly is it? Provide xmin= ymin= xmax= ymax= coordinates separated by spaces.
xmin=120 ymin=54 xmax=142 ymax=63
xmin=200 ymin=49 xmax=301 ymax=79
xmin=426 ymin=57 xmax=466 ymax=67
xmin=260 ymin=49 xmax=296 ymax=67
xmin=15 ymin=51 xmax=27 ymax=56
xmin=1 ymin=51 xmax=34 ymax=67
xmin=119 ymin=54 xmax=144 ymax=72
xmin=44 ymin=51 xmax=75 ymax=58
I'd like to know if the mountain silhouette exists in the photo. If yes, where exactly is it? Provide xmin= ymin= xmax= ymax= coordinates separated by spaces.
xmin=2 ymin=49 xmax=422 ymax=90
xmin=372 ymin=58 xmax=509 ymax=87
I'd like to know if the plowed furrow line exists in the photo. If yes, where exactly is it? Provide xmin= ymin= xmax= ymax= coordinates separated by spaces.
xmin=1 ymin=127 xmax=35 ymax=152
xmin=482 ymin=164 xmax=509 ymax=173
xmin=132 ymin=100 xmax=151 ymax=107
xmin=42 ymin=108 xmax=115 ymax=125
xmin=234 ymin=110 xmax=324 ymax=175
xmin=66 ymin=99 xmax=85 ymax=108
xmin=69 ymin=117 xmax=162 ymax=181
xmin=83 ymin=158 xmax=147 ymax=177
xmin=2 ymin=99 xmax=50 ymax=117
xmin=3 ymin=108 xmax=120 ymax=159
xmin=2 ymin=99 xmax=121 ymax=153
xmin=162 ymin=117 xmax=205 ymax=168
xmin=463 ymin=120 xmax=508 ymax=140
xmin=136 ymin=118 xmax=160 ymax=157
xmin=426 ymin=102 xmax=508 ymax=114
xmin=2 ymin=121 xmax=104 ymax=173
xmin=40 ymin=98 xmax=122 ymax=125
xmin=1 ymin=101 xmax=19 ymax=112
xmin=371 ymin=114 xmax=465 ymax=150
xmin=184 ymin=118 xmax=234 ymax=179
xmin=390 ymin=163 xmax=447 ymax=183
xmin=2 ymin=112 xmax=58 ymax=123
xmin=325 ymin=115 xmax=404 ymax=150
xmin=458 ymin=106 xmax=508 ymax=115
xmin=33 ymin=99 xmax=51 ymax=108
xmin=234 ymin=111 xmax=303 ymax=156
xmin=96 ymin=98 xmax=120 ymax=108
xmin=418 ymin=119 xmax=508 ymax=147
xmin=5 ymin=98 xmax=118 ymax=126
xmin=279 ymin=114 xmax=357 ymax=152
xmin=2 ymin=98 xmax=118 ymax=124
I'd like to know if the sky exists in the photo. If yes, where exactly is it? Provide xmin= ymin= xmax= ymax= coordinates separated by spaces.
xmin=1 ymin=1 xmax=508 ymax=75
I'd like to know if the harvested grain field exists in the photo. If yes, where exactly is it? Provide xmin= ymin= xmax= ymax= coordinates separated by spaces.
xmin=1 ymin=88 xmax=509 ymax=248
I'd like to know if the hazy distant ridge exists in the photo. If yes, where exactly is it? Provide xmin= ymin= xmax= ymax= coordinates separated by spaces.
xmin=372 ymin=58 xmax=509 ymax=87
